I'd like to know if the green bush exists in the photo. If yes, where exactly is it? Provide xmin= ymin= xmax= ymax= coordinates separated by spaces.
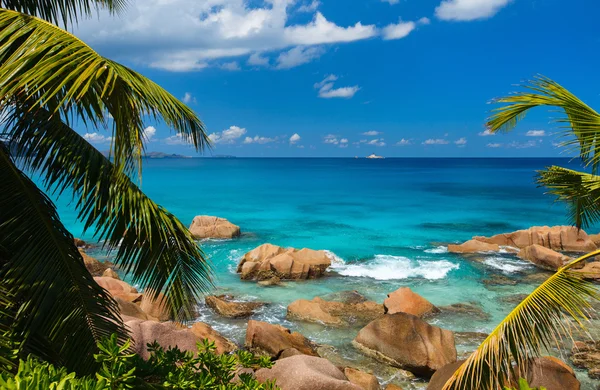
xmin=0 ymin=334 xmax=278 ymax=389
xmin=504 ymin=378 xmax=547 ymax=390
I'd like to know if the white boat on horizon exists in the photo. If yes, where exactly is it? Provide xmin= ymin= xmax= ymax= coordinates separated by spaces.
xmin=366 ymin=153 xmax=384 ymax=159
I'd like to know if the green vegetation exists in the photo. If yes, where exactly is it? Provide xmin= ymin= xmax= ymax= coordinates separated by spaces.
xmin=505 ymin=379 xmax=546 ymax=390
xmin=0 ymin=0 xmax=212 ymax=374
xmin=0 ymin=335 xmax=278 ymax=389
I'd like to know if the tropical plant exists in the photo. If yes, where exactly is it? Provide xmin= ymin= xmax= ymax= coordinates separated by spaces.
xmin=442 ymin=77 xmax=600 ymax=389
xmin=0 ymin=0 xmax=212 ymax=374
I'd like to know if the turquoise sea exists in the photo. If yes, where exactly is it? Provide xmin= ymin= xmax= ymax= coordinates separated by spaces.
xmin=54 ymin=158 xmax=599 ymax=389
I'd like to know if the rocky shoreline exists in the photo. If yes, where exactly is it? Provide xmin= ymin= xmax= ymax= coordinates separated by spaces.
xmin=80 ymin=222 xmax=600 ymax=390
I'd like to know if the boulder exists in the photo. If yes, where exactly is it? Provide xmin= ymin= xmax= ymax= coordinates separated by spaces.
xmin=383 ymin=288 xmax=439 ymax=318
xmin=102 ymin=268 xmax=120 ymax=280
xmin=140 ymin=292 xmax=171 ymax=322
xmin=116 ymin=297 xmax=148 ymax=321
xmin=517 ymin=244 xmax=571 ymax=271
xmin=258 ymin=276 xmax=282 ymax=287
xmin=245 ymin=320 xmax=318 ymax=358
xmin=353 ymin=313 xmax=456 ymax=378
xmin=190 ymin=322 xmax=238 ymax=354
xmin=573 ymin=262 xmax=600 ymax=280
xmin=82 ymin=249 xmax=109 ymax=276
xmin=571 ymin=340 xmax=600 ymax=379
xmin=590 ymin=233 xmax=600 ymax=246
xmin=343 ymin=367 xmax=380 ymax=390
xmin=474 ymin=226 xmax=596 ymax=252
xmin=448 ymin=240 xmax=500 ymax=254
xmin=94 ymin=276 xmax=138 ymax=296
xmin=74 ymin=238 xmax=89 ymax=248
xmin=287 ymin=296 xmax=384 ymax=327
xmin=205 ymin=295 xmax=265 ymax=318
xmin=188 ymin=215 xmax=241 ymax=239
xmin=237 ymin=244 xmax=332 ymax=281
xmin=426 ymin=360 xmax=465 ymax=390
xmin=255 ymin=355 xmax=363 ymax=390
xmin=125 ymin=319 xmax=235 ymax=359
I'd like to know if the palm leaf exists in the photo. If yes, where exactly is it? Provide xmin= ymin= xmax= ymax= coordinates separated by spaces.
xmin=4 ymin=100 xmax=214 ymax=322
xmin=0 ymin=0 xmax=126 ymax=26
xmin=0 ymin=142 xmax=126 ymax=374
xmin=487 ymin=76 xmax=600 ymax=173
xmin=0 ymin=8 xmax=210 ymax=174
xmin=442 ymin=249 xmax=600 ymax=390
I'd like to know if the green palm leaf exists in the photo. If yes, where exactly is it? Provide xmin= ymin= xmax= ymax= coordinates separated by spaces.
xmin=0 ymin=0 xmax=126 ymax=26
xmin=0 ymin=142 xmax=125 ymax=374
xmin=442 ymin=250 xmax=600 ymax=389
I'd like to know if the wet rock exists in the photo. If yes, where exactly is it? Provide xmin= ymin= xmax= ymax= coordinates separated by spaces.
xmin=573 ymin=262 xmax=600 ymax=281
xmin=237 ymin=244 xmax=332 ymax=281
xmin=474 ymin=226 xmax=596 ymax=253
xmin=245 ymin=320 xmax=318 ymax=358
xmin=344 ymin=367 xmax=380 ymax=390
xmin=482 ymin=275 xmax=518 ymax=286
xmin=189 ymin=215 xmax=241 ymax=239
xmin=438 ymin=302 xmax=490 ymax=321
xmin=384 ymin=385 xmax=403 ymax=390
xmin=517 ymin=244 xmax=572 ymax=271
xmin=255 ymin=355 xmax=362 ymax=390
xmin=287 ymin=296 xmax=384 ymax=327
xmin=353 ymin=313 xmax=457 ymax=378
xmin=453 ymin=332 xmax=489 ymax=345
xmin=571 ymin=340 xmax=600 ymax=379
xmin=323 ymin=290 xmax=370 ymax=305
xmin=448 ymin=240 xmax=500 ymax=254
xmin=205 ymin=295 xmax=265 ymax=318
xmin=258 ymin=276 xmax=281 ymax=287
xmin=383 ymin=287 xmax=439 ymax=318
xmin=500 ymin=294 xmax=529 ymax=305
xmin=82 ymin=249 xmax=108 ymax=276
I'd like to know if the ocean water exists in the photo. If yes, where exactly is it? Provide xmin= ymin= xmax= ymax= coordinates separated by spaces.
xmin=53 ymin=158 xmax=599 ymax=388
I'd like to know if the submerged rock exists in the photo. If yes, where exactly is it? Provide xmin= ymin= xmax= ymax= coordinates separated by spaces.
xmin=258 ymin=276 xmax=282 ymax=287
xmin=383 ymin=287 xmax=439 ymax=318
xmin=517 ymin=244 xmax=572 ymax=271
xmin=573 ymin=262 xmax=600 ymax=280
xmin=482 ymin=275 xmax=518 ymax=286
xmin=353 ymin=313 xmax=457 ymax=378
xmin=245 ymin=320 xmax=318 ymax=358
xmin=188 ymin=215 xmax=241 ymax=239
xmin=448 ymin=240 xmax=500 ymax=254
xmin=255 ymin=355 xmax=362 ymax=390
xmin=571 ymin=340 xmax=600 ymax=379
xmin=205 ymin=295 xmax=265 ymax=318
xmin=437 ymin=302 xmax=490 ymax=321
xmin=237 ymin=244 xmax=332 ymax=281
xmin=474 ymin=225 xmax=596 ymax=253
xmin=287 ymin=296 xmax=384 ymax=326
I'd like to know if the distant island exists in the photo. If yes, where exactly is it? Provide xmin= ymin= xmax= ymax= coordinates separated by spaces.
xmin=211 ymin=155 xmax=237 ymax=158
xmin=144 ymin=151 xmax=191 ymax=159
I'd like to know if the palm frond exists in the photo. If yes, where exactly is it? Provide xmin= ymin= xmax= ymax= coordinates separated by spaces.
xmin=0 ymin=142 xmax=126 ymax=374
xmin=442 ymin=249 xmax=600 ymax=390
xmin=487 ymin=76 xmax=600 ymax=173
xmin=5 ymin=102 xmax=213 ymax=321
xmin=0 ymin=8 xmax=210 ymax=174
xmin=0 ymin=0 xmax=126 ymax=26
xmin=536 ymin=166 xmax=600 ymax=229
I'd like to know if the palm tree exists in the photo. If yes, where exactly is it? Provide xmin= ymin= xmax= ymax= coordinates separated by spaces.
xmin=442 ymin=76 xmax=600 ymax=389
xmin=0 ymin=0 xmax=213 ymax=374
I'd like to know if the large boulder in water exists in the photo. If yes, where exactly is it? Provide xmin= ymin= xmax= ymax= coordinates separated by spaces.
xmin=255 ymin=355 xmax=363 ymax=390
xmin=343 ymin=367 xmax=381 ymax=390
xmin=447 ymin=240 xmax=499 ymax=253
xmin=383 ymin=287 xmax=439 ymax=318
xmin=474 ymin=226 xmax=596 ymax=252
xmin=205 ymin=295 xmax=265 ymax=318
xmin=353 ymin=313 xmax=456 ymax=378
xmin=188 ymin=215 xmax=240 ymax=239
xmin=517 ymin=244 xmax=572 ymax=271
xmin=237 ymin=244 xmax=332 ymax=281
xmin=287 ymin=295 xmax=384 ymax=327
xmin=245 ymin=320 xmax=318 ymax=358
xmin=573 ymin=262 xmax=600 ymax=280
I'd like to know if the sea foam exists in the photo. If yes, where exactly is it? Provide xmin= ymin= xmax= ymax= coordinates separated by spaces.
xmin=424 ymin=245 xmax=448 ymax=254
xmin=332 ymin=254 xmax=459 ymax=280
xmin=483 ymin=256 xmax=531 ymax=274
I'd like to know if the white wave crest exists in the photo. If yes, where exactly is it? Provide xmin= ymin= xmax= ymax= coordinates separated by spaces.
xmin=324 ymin=250 xmax=346 ymax=265
xmin=424 ymin=246 xmax=448 ymax=254
xmin=332 ymin=255 xmax=459 ymax=280
xmin=483 ymin=256 xmax=531 ymax=274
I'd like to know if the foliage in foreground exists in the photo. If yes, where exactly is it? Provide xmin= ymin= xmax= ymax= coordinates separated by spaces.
xmin=0 ymin=335 xmax=278 ymax=389
xmin=505 ymin=378 xmax=546 ymax=390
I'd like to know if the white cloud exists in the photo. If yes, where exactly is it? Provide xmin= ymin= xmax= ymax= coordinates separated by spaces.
xmin=423 ymin=138 xmax=449 ymax=145
xmin=381 ymin=0 xmax=400 ymax=4
xmin=243 ymin=135 xmax=276 ymax=144
xmin=208 ymin=125 xmax=247 ymax=144
xmin=84 ymin=132 xmax=113 ymax=144
xmin=276 ymin=46 xmax=324 ymax=69
xmin=314 ymin=74 xmax=360 ymax=99
xmin=487 ymin=143 xmax=502 ymax=148
xmin=164 ymin=134 xmax=188 ymax=145
xmin=382 ymin=17 xmax=428 ymax=40
xmin=368 ymin=138 xmax=386 ymax=147
xmin=73 ymin=1 xmax=379 ymax=72
xmin=221 ymin=61 xmax=241 ymax=71
xmin=435 ymin=0 xmax=512 ymax=21
xmin=289 ymin=133 xmax=301 ymax=144
xmin=396 ymin=138 xmax=411 ymax=146
xmin=182 ymin=92 xmax=196 ymax=104
xmin=143 ymin=126 xmax=157 ymax=141
xmin=507 ymin=140 xmax=539 ymax=149
xmin=478 ymin=129 xmax=494 ymax=136
xmin=362 ymin=131 xmax=382 ymax=136
xmin=247 ymin=52 xmax=270 ymax=66
xmin=526 ymin=130 xmax=546 ymax=137
xmin=324 ymin=134 xmax=340 ymax=144
xmin=454 ymin=137 xmax=467 ymax=146
xmin=340 ymin=138 xmax=349 ymax=143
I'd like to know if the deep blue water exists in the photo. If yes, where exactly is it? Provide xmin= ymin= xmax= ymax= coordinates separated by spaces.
xmin=53 ymin=158 xmax=598 ymax=388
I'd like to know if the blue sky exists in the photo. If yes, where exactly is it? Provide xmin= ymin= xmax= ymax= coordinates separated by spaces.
xmin=73 ymin=0 xmax=599 ymax=157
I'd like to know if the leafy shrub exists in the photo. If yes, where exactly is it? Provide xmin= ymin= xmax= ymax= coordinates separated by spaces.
xmin=504 ymin=378 xmax=547 ymax=390
xmin=0 ymin=334 xmax=278 ymax=389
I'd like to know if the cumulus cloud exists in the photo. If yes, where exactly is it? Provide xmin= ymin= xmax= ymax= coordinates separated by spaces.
xmin=507 ymin=140 xmax=540 ymax=148
xmin=381 ymin=0 xmax=400 ymax=4
xmin=208 ymin=126 xmax=247 ymax=144
xmin=362 ymin=131 xmax=381 ymax=136
xmin=221 ymin=61 xmax=241 ymax=71
xmin=423 ymin=138 xmax=449 ymax=145
xmin=289 ymin=133 xmax=301 ymax=144
xmin=84 ymin=132 xmax=113 ymax=144
xmin=324 ymin=134 xmax=340 ymax=144
xmin=396 ymin=138 xmax=411 ymax=146
xmin=143 ymin=126 xmax=157 ymax=141
xmin=435 ymin=0 xmax=512 ymax=21
xmin=243 ymin=135 xmax=276 ymax=144
xmin=454 ymin=137 xmax=467 ymax=146
xmin=182 ymin=92 xmax=196 ymax=104
xmin=276 ymin=46 xmax=324 ymax=69
xmin=297 ymin=0 xmax=320 ymax=12
xmin=247 ymin=52 xmax=270 ymax=66
xmin=368 ymin=138 xmax=386 ymax=147
xmin=526 ymin=130 xmax=546 ymax=137
xmin=478 ymin=129 xmax=494 ymax=136
xmin=314 ymin=74 xmax=360 ymax=99
xmin=382 ymin=17 xmax=429 ymax=40
xmin=164 ymin=133 xmax=188 ymax=145
xmin=487 ymin=143 xmax=502 ymax=148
